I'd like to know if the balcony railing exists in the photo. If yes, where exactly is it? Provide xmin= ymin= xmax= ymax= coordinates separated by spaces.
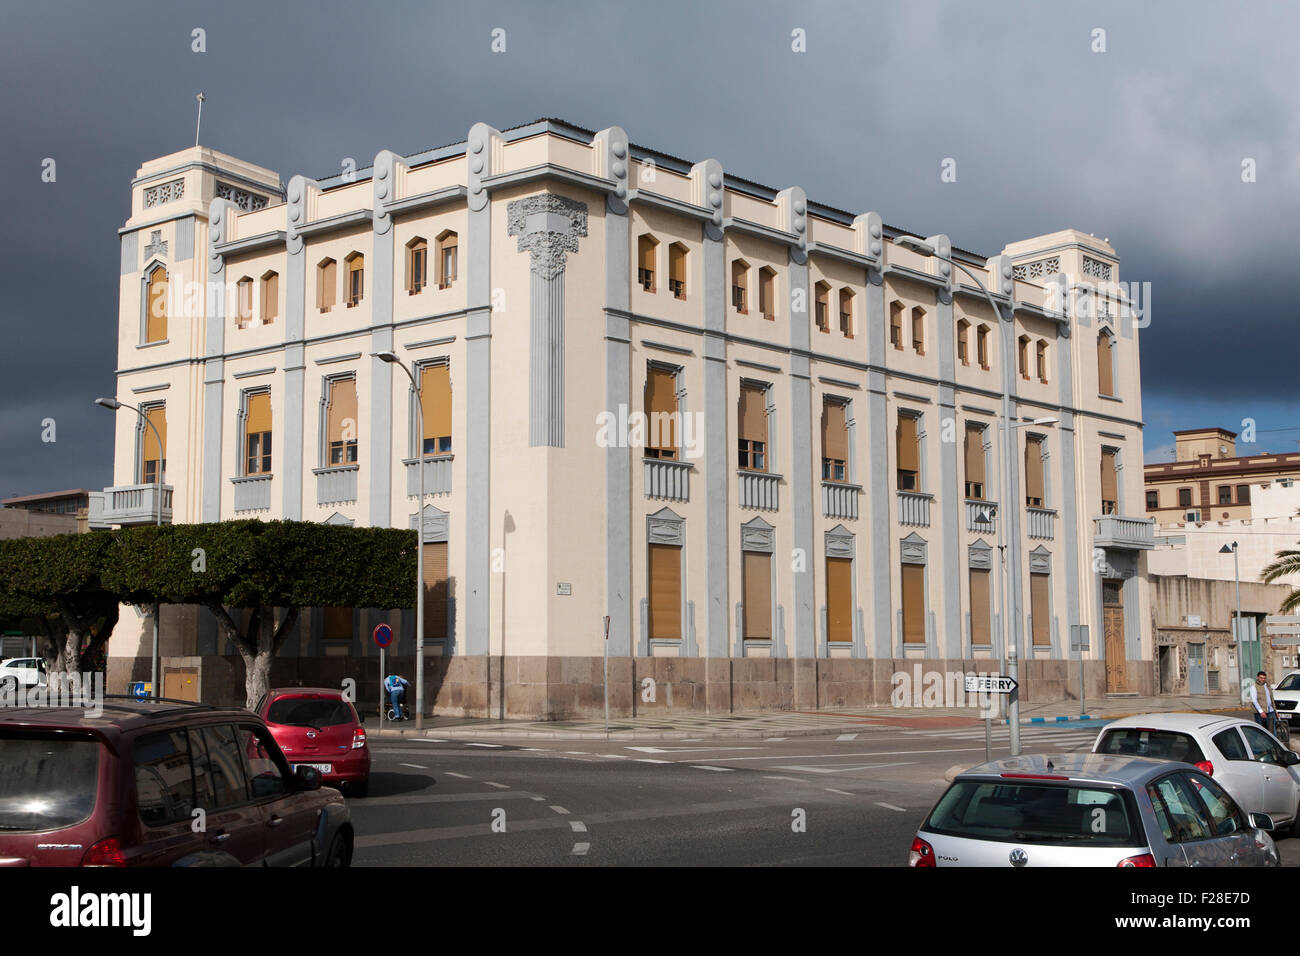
xmin=1027 ymin=507 xmax=1057 ymax=539
xmin=965 ymin=499 xmax=996 ymax=534
xmin=738 ymin=470 xmax=779 ymax=511
xmin=231 ymin=474 xmax=272 ymax=513
xmin=1094 ymin=514 xmax=1156 ymax=550
xmin=822 ymin=481 xmax=860 ymax=520
xmin=645 ymin=458 xmax=690 ymax=502
xmin=403 ymin=455 xmax=453 ymax=497
xmin=897 ymin=490 xmax=933 ymax=527
xmin=101 ymin=483 xmax=173 ymax=525
xmin=314 ymin=464 xmax=359 ymax=505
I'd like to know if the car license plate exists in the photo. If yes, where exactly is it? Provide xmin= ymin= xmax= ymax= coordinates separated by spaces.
xmin=293 ymin=763 xmax=332 ymax=774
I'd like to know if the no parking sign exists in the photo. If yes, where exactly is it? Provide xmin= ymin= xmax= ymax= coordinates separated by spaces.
xmin=373 ymin=623 xmax=393 ymax=649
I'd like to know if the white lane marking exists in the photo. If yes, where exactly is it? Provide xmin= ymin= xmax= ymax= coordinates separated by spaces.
xmin=572 ymin=842 xmax=590 ymax=856
xmin=626 ymin=746 xmax=667 ymax=753
xmin=763 ymin=775 xmax=807 ymax=782
xmin=599 ymin=753 xmax=627 ymax=759
xmin=690 ymin=765 xmax=735 ymax=772
xmin=422 ymin=738 xmax=448 ymax=743
xmin=521 ymin=747 xmax=547 ymax=751
xmin=485 ymin=781 xmax=510 ymax=789
xmin=565 ymin=751 xmax=591 ymax=755
xmin=465 ymin=742 xmax=503 ymax=748
xmin=837 ymin=733 xmax=859 ymax=741
xmin=570 ymin=821 xmax=588 ymax=833
xmin=876 ymin=802 xmax=907 ymax=812
xmin=444 ymin=771 xmax=471 ymax=779
xmin=549 ymin=805 xmax=570 ymax=815
xmin=706 ymin=747 xmax=998 ymax=762
xmin=400 ymin=762 xmax=428 ymax=769
xmin=626 ymin=746 xmax=762 ymax=754
xmin=825 ymin=788 xmax=855 ymax=797
xmin=635 ymin=758 xmax=672 ymax=764
xmin=770 ymin=762 xmax=916 ymax=775
xmin=530 ymin=796 xmax=546 ymax=802
xmin=765 ymin=737 xmax=788 ymax=742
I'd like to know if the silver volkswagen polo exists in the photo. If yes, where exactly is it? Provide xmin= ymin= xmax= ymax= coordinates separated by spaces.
xmin=910 ymin=753 xmax=1279 ymax=867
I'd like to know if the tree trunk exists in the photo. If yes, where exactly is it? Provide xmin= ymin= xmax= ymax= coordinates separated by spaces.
xmin=206 ymin=602 xmax=300 ymax=710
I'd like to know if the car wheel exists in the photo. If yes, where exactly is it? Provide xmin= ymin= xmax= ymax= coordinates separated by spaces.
xmin=324 ymin=831 xmax=352 ymax=868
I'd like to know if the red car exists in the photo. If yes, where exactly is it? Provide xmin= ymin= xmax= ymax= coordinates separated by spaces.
xmin=0 ymin=698 xmax=352 ymax=866
xmin=255 ymin=689 xmax=371 ymax=797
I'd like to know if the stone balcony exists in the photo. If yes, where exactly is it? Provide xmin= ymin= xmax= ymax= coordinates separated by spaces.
xmin=644 ymin=458 xmax=691 ymax=502
xmin=822 ymin=481 xmax=860 ymax=520
xmin=738 ymin=470 xmax=780 ymax=511
xmin=101 ymin=483 xmax=173 ymax=525
xmin=1093 ymin=513 xmax=1156 ymax=550
xmin=897 ymin=490 xmax=932 ymax=527
xmin=965 ymin=498 xmax=996 ymax=534
xmin=403 ymin=455 xmax=453 ymax=497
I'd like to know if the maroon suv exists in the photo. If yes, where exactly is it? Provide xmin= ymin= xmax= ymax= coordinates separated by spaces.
xmin=0 ymin=698 xmax=353 ymax=867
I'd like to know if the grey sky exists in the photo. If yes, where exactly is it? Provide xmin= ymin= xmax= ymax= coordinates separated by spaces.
xmin=1 ymin=0 xmax=1296 ymax=497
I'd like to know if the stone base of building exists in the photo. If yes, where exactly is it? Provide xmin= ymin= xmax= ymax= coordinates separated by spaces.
xmin=107 ymin=654 xmax=1156 ymax=718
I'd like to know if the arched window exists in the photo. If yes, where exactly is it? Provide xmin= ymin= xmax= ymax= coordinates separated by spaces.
xmin=1035 ymin=339 xmax=1048 ymax=383
xmin=1097 ymin=329 xmax=1115 ymax=396
xmin=668 ymin=242 xmax=687 ymax=299
xmin=1018 ymin=335 xmax=1031 ymax=379
xmin=261 ymin=271 xmax=279 ymax=325
xmin=731 ymin=259 xmax=750 ymax=314
xmin=638 ymin=235 xmax=658 ymax=292
xmin=317 ymin=258 xmax=337 ymax=312
xmin=839 ymin=288 xmax=854 ymax=338
xmin=235 ymin=276 xmax=254 ymax=328
xmin=407 ymin=238 xmax=428 ymax=294
xmin=145 ymin=265 xmax=168 ymax=342
xmin=436 ymin=231 xmax=457 ymax=288
xmin=345 ymin=253 xmax=364 ymax=306
xmin=814 ymin=281 xmax=831 ymax=333
xmin=956 ymin=319 xmax=970 ymax=365
xmin=758 ymin=267 xmax=776 ymax=320
xmin=976 ymin=324 xmax=990 ymax=369
xmin=911 ymin=307 xmax=925 ymax=355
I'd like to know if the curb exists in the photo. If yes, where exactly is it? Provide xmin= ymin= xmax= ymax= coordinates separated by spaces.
xmin=1002 ymin=705 xmax=1248 ymax=726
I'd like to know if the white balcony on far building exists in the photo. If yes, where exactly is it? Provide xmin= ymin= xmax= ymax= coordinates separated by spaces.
xmin=101 ymin=483 xmax=173 ymax=525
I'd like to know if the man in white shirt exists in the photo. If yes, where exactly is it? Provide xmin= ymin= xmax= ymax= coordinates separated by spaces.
xmin=1248 ymin=671 xmax=1277 ymax=730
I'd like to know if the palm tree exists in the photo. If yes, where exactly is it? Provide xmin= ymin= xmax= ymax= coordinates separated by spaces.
xmin=1261 ymin=547 xmax=1300 ymax=614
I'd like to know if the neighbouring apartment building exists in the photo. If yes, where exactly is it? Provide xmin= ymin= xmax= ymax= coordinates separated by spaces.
xmin=1144 ymin=427 xmax=1300 ymax=527
xmin=102 ymin=119 xmax=1155 ymax=715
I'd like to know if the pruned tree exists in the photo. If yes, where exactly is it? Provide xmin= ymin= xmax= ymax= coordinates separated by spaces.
xmin=104 ymin=520 xmax=416 ymax=708
xmin=1262 ymin=547 xmax=1300 ymax=615
xmin=0 ymin=532 xmax=120 ymax=675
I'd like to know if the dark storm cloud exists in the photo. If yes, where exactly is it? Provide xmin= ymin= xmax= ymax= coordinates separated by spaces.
xmin=1 ymin=0 xmax=1296 ymax=496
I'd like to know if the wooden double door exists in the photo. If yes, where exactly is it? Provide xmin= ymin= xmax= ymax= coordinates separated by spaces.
xmin=1103 ymin=579 xmax=1127 ymax=694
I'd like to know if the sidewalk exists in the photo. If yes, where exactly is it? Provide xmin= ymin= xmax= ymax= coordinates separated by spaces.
xmin=370 ymin=692 xmax=1250 ymax=741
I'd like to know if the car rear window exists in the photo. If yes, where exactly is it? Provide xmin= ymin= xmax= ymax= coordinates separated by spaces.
xmin=267 ymin=696 xmax=354 ymax=728
xmin=924 ymin=780 xmax=1143 ymax=847
xmin=1096 ymin=728 xmax=1206 ymax=764
xmin=0 ymin=733 xmax=101 ymax=831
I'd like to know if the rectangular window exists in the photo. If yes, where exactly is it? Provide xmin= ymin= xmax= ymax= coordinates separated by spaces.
xmin=146 ymin=269 xmax=168 ymax=342
xmin=1018 ymin=336 xmax=1030 ymax=379
xmin=420 ymin=363 xmax=452 ymax=457
xmin=326 ymin=378 xmax=358 ymax=465
xmin=638 ymin=236 xmax=656 ymax=292
xmin=245 ymin=392 xmax=272 ymax=475
xmin=648 ymin=543 xmax=682 ymax=640
xmin=815 ymin=283 xmax=830 ymax=332
xmin=896 ymin=413 xmax=919 ymax=490
xmin=1025 ymin=436 xmax=1044 ymax=507
xmin=1146 ymin=490 xmax=1159 ymax=510
xmin=821 ymin=400 xmax=848 ymax=482
xmin=977 ymin=325 xmax=989 ymax=369
xmin=439 ymin=235 xmax=457 ymax=288
xmin=1098 ymin=333 xmax=1115 ymax=396
xmin=743 ymin=551 xmax=772 ymax=640
xmin=235 ymin=278 xmax=253 ymax=329
xmin=911 ymin=308 xmax=925 ymax=354
xmin=408 ymin=242 xmax=428 ymax=294
xmin=1178 ymin=487 xmax=1192 ymax=508
xmin=423 ymin=541 xmax=449 ymax=641
xmin=1036 ymin=340 xmax=1048 ymax=382
xmin=1218 ymin=485 xmax=1232 ymax=505
xmin=1237 ymin=484 xmax=1251 ymax=505
xmin=738 ymin=384 xmax=767 ymax=471
xmin=644 ymin=367 xmax=678 ymax=460
xmin=669 ymin=244 xmax=687 ymax=299
xmin=964 ymin=424 xmax=985 ymax=499
xmin=1101 ymin=449 xmax=1118 ymax=514
xmin=826 ymin=556 xmax=852 ymax=643
xmin=839 ymin=289 xmax=853 ymax=337
xmin=140 ymin=405 xmax=167 ymax=485
xmin=731 ymin=261 xmax=748 ymax=314
xmin=1030 ymin=572 xmax=1051 ymax=646
xmin=890 ymin=302 xmax=903 ymax=350
xmin=902 ymin=563 xmax=925 ymax=645
xmin=970 ymin=568 xmax=991 ymax=646
xmin=317 ymin=260 xmax=336 ymax=311
xmin=956 ymin=321 xmax=969 ymax=365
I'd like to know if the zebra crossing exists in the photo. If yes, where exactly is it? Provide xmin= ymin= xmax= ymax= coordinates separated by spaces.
xmin=893 ymin=723 xmax=1100 ymax=752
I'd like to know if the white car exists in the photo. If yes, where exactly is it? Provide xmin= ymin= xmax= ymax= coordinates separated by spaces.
xmin=1273 ymin=672 xmax=1300 ymax=725
xmin=1092 ymin=713 xmax=1300 ymax=834
xmin=0 ymin=657 xmax=46 ymax=693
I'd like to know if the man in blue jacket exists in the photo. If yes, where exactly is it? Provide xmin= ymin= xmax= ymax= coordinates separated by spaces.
xmin=385 ymin=673 xmax=410 ymax=720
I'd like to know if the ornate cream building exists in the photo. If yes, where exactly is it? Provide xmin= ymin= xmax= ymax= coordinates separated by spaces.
xmin=104 ymin=119 xmax=1155 ymax=714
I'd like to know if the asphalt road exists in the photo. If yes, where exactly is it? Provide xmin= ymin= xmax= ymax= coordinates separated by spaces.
xmin=346 ymin=719 xmax=1106 ymax=866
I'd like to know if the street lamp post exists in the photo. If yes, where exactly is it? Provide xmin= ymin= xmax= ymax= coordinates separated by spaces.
xmin=95 ymin=397 xmax=163 ymax=698
xmin=893 ymin=238 xmax=1058 ymax=756
xmin=1221 ymin=541 xmax=1244 ymax=690
xmin=373 ymin=352 xmax=426 ymax=730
